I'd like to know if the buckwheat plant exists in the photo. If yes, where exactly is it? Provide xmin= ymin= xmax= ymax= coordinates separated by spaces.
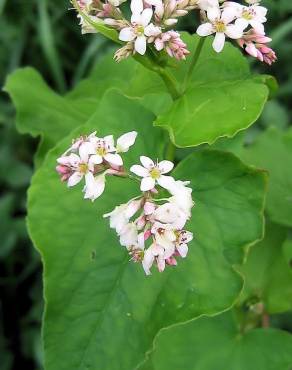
xmin=57 ymin=131 xmax=194 ymax=275
xmin=72 ymin=0 xmax=276 ymax=64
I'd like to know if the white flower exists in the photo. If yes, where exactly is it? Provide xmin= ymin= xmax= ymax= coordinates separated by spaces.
xmin=119 ymin=223 xmax=138 ymax=247
xmin=167 ymin=180 xmax=194 ymax=219
xmin=103 ymin=199 xmax=142 ymax=233
xmin=235 ymin=4 xmax=267 ymax=34
xmin=116 ymin=131 xmax=138 ymax=153
xmin=152 ymin=202 xmax=188 ymax=231
xmin=108 ymin=0 xmax=127 ymax=6
xmin=84 ymin=135 xmax=123 ymax=167
xmin=130 ymin=156 xmax=175 ymax=191
xmin=57 ymin=143 xmax=95 ymax=187
xmin=119 ymin=0 xmax=161 ymax=55
xmin=176 ymin=230 xmax=193 ymax=258
xmin=83 ymin=172 xmax=106 ymax=201
xmin=197 ymin=6 xmax=243 ymax=52
xmin=142 ymin=243 xmax=165 ymax=275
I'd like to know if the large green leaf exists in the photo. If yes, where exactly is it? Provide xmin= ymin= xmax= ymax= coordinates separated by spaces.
xmin=154 ymin=34 xmax=269 ymax=147
xmin=28 ymin=91 xmax=266 ymax=370
xmin=138 ymin=311 xmax=292 ymax=370
xmin=242 ymin=127 xmax=292 ymax=227
xmin=239 ymin=221 xmax=292 ymax=314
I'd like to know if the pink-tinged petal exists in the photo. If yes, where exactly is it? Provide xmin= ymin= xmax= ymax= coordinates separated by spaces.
xmin=158 ymin=160 xmax=174 ymax=174
xmin=140 ymin=8 xmax=153 ymax=26
xmin=157 ymin=254 xmax=166 ymax=272
xmin=154 ymin=38 xmax=164 ymax=51
xmin=141 ymin=177 xmax=156 ymax=191
xmin=246 ymin=43 xmax=258 ymax=57
xmin=57 ymin=155 xmax=73 ymax=166
xmin=104 ymin=135 xmax=115 ymax=151
xmin=116 ymin=131 xmax=137 ymax=152
xmin=235 ymin=17 xmax=249 ymax=31
xmin=140 ymin=156 xmax=154 ymax=169
xmin=67 ymin=172 xmax=83 ymax=187
xmin=88 ymin=154 xmax=103 ymax=165
xmin=119 ymin=27 xmax=136 ymax=42
xmin=157 ymin=175 xmax=175 ymax=190
xmin=104 ymin=153 xmax=123 ymax=166
xmin=213 ymin=32 xmax=226 ymax=52
xmin=250 ymin=20 xmax=265 ymax=35
xmin=135 ymin=35 xmax=147 ymax=55
xmin=144 ymin=201 xmax=156 ymax=215
xmin=131 ymin=12 xmax=142 ymax=24
xmin=177 ymin=244 xmax=188 ymax=258
xmin=196 ymin=22 xmax=214 ymax=37
xmin=207 ymin=6 xmax=220 ymax=22
xmin=144 ymin=23 xmax=161 ymax=37
xmin=130 ymin=164 xmax=149 ymax=177
xmin=221 ymin=7 xmax=237 ymax=24
xmin=131 ymin=0 xmax=143 ymax=15
xmin=225 ymin=24 xmax=243 ymax=39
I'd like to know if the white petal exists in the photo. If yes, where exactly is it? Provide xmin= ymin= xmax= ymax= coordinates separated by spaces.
xmin=119 ymin=27 xmax=136 ymax=42
xmin=104 ymin=153 xmax=123 ymax=166
xmin=235 ymin=17 xmax=249 ymax=31
xmin=131 ymin=12 xmax=142 ymax=24
xmin=144 ymin=23 xmax=161 ymax=37
xmin=221 ymin=7 xmax=237 ymax=24
xmin=158 ymin=160 xmax=174 ymax=174
xmin=196 ymin=23 xmax=214 ymax=37
xmin=104 ymin=135 xmax=115 ymax=152
xmin=213 ymin=32 xmax=226 ymax=53
xmin=116 ymin=131 xmax=138 ymax=152
xmin=79 ymin=142 xmax=95 ymax=163
xmin=67 ymin=172 xmax=83 ymax=187
xmin=140 ymin=156 xmax=154 ymax=169
xmin=207 ymin=6 xmax=220 ymax=22
xmin=83 ymin=174 xmax=106 ymax=201
xmin=88 ymin=154 xmax=103 ymax=165
xmin=157 ymin=175 xmax=176 ymax=190
xmin=250 ymin=20 xmax=265 ymax=35
xmin=131 ymin=0 xmax=143 ymax=15
xmin=142 ymin=249 xmax=154 ymax=275
xmin=141 ymin=177 xmax=156 ymax=191
xmin=177 ymin=244 xmax=188 ymax=258
xmin=130 ymin=165 xmax=149 ymax=177
xmin=140 ymin=8 xmax=153 ymax=26
xmin=225 ymin=24 xmax=243 ymax=39
xmin=135 ymin=35 xmax=147 ymax=55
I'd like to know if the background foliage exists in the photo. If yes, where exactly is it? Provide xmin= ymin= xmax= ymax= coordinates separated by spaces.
xmin=0 ymin=0 xmax=292 ymax=369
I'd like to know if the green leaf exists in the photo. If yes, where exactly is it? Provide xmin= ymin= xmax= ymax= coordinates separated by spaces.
xmin=4 ymin=68 xmax=90 ymax=165
xmin=154 ymin=35 xmax=269 ymax=147
xmin=138 ymin=311 xmax=292 ymax=370
xmin=28 ymin=91 xmax=266 ymax=370
xmin=242 ymin=127 xmax=292 ymax=227
xmin=239 ymin=221 xmax=292 ymax=314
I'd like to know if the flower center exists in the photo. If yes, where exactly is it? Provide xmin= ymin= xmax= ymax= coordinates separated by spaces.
xmin=214 ymin=20 xmax=226 ymax=33
xmin=150 ymin=167 xmax=161 ymax=179
xmin=242 ymin=9 xmax=255 ymax=20
xmin=135 ymin=25 xmax=144 ymax=36
xmin=96 ymin=147 xmax=107 ymax=156
xmin=79 ymin=163 xmax=88 ymax=174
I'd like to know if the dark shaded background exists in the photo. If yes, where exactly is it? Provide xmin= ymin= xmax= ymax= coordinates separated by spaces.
xmin=0 ymin=1 xmax=291 ymax=369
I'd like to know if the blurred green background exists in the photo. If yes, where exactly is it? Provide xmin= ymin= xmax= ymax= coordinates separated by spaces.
xmin=0 ymin=0 xmax=291 ymax=369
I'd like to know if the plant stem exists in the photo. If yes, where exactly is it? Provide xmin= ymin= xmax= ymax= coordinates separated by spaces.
xmin=157 ymin=67 xmax=181 ymax=100
xmin=183 ymin=37 xmax=205 ymax=92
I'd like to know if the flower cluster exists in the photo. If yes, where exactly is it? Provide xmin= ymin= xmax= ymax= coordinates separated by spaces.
xmin=56 ymin=131 xmax=137 ymax=201
xmin=73 ymin=0 xmax=276 ymax=65
xmin=56 ymin=132 xmax=195 ymax=275
xmin=104 ymin=157 xmax=194 ymax=275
